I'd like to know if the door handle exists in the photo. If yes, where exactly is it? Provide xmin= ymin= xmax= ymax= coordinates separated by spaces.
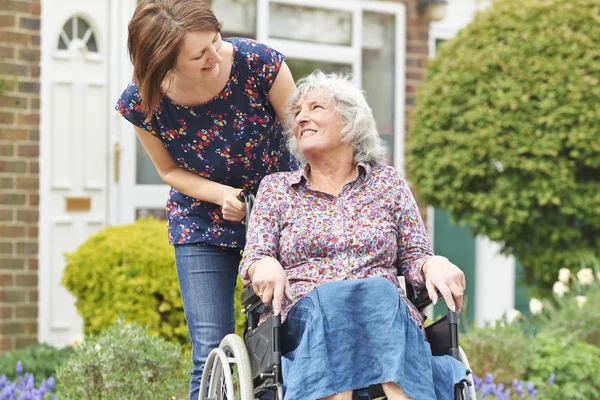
xmin=113 ymin=142 xmax=122 ymax=182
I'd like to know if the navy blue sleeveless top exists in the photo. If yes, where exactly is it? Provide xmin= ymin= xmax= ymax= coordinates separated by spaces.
xmin=115 ymin=38 xmax=298 ymax=248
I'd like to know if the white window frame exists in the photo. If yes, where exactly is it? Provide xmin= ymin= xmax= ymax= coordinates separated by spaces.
xmin=257 ymin=0 xmax=406 ymax=173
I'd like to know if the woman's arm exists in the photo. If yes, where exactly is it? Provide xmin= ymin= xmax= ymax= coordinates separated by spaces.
xmin=239 ymin=174 xmax=291 ymax=314
xmin=135 ymin=126 xmax=245 ymax=221
xmin=395 ymin=178 xmax=465 ymax=312
xmin=268 ymin=61 xmax=296 ymax=129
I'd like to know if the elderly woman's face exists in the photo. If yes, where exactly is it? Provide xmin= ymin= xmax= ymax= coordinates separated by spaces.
xmin=292 ymin=93 xmax=348 ymax=160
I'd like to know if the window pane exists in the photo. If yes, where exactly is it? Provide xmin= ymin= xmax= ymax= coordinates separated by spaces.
xmin=86 ymin=34 xmax=98 ymax=52
xmin=269 ymin=4 xmax=352 ymax=46
xmin=136 ymin=139 xmax=163 ymax=185
xmin=77 ymin=17 xmax=90 ymax=39
xmin=362 ymin=12 xmax=395 ymax=165
xmin=286 ymin=59 xmax=352 ymax=81
xmin=211 ymin=0 xmax=256 ymax=37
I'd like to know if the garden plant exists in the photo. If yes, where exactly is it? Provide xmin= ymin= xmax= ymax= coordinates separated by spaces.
xmin=462 ymin=263 xmax=600 ymax=399
xmin=55 ymin=318 xmax=190 ymax=399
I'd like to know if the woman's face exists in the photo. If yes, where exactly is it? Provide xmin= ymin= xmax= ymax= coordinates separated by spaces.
xmin=292 ymin=93 xmax=350 ymax=161
xmin=174 ymin=30 xmax=223 ymax=82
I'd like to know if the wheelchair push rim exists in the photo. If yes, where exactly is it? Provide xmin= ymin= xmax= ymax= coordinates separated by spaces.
xmin=199 ymin=334 xmax=254 ymax=400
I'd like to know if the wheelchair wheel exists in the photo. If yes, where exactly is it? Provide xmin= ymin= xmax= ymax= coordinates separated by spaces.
xmin=457 ymin=346 xmax=477 ymax=400
xmin=199 ymin=334 xmax=254 ymax=400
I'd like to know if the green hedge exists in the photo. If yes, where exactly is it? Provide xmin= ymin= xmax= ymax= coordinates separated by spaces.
xmin=63 ymin=218 xmax=247 ymax=347
xmin=0 ymin=343 xmax=74 ymax=385
xmin=407 ymin=0 xmax=600 ymax=287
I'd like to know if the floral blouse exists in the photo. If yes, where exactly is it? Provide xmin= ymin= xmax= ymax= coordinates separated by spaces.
xmin=115 ymin=38 xmax=298 ymax=248
xmin=240 ymin=163 xmax=434 ymax=326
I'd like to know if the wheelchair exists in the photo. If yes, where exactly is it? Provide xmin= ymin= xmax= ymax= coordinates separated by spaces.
xmin=199 ymin=193 xmax=477 ymax=400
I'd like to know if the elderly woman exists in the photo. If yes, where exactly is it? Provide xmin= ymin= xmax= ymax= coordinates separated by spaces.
xmin=239 ymin=72 xmax=467 ymax=400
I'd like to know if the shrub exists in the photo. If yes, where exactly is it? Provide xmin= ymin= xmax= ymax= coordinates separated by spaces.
xmin=62 ymin=218 xmax=189 ymax=346
xmin=234 ymin=275 xmax=246 ymax=337
xmin=55 ymin=319 xmax=190 ymax=400
xmin=525 ymin=333 xmax=600 ymax=400
xmin=407 ymin=0 xmax=600 ymax=288
xmin=461 ymin=321 xmax=533 ymax=386
xmin=0 ymin=344 xmax=74 ymax=386
xmin=63 ymin=218 xmax=248 ymax=348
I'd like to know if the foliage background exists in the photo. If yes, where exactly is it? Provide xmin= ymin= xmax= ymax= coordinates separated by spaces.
xmin=407 ymin=0 xmax=600 ymax=287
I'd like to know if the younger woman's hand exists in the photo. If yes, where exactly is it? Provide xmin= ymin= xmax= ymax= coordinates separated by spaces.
xmin=249 ymin=257 xmax=293 ymax=315
xmin=221 ymin=187 xmax=245 ymax=221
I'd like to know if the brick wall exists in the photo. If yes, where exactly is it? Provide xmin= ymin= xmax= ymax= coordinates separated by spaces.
xmin=404 ymin=0 xmax=431 ymax=217
xmin=0 ymin=0 xmax=41 ymax=353
xmin=404 ymin=0 xmax=430 ymax=152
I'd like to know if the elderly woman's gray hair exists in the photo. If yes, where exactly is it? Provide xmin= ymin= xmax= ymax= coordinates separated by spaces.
xmin=285 ymin=71 xmax=388 ymax=166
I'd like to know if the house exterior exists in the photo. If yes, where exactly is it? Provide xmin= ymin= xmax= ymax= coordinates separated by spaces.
xmin=0 ymin=0 xmax=518 ymax=352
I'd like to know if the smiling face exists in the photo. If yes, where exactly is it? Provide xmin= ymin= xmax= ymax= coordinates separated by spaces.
xmin=292 ymin=93 xmax=352 ymax=162
xmin=174 ymin=30 xmax=223 ymax=82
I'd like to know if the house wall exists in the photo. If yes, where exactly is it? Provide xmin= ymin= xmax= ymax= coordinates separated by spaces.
xmin=0 ymin=0 xmax=41 ymax=353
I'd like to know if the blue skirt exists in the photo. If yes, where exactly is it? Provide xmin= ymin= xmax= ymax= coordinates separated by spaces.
xmin=280 ymin=277 xmax=467 ymax=400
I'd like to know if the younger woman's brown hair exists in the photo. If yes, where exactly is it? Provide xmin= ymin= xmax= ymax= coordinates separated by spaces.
xmin=128 ymin=0 xmax=221 ymax=119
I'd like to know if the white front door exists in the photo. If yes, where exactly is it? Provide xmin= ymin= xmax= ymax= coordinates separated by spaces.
xmin=39 ymin=0 xmax=109 ymax=347
xmin=110 ymin=0 xmax=171 ymax=225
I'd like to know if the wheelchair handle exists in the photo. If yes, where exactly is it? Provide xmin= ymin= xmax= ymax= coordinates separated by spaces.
xmin=236 ymin=189 xmax=255 ymax=238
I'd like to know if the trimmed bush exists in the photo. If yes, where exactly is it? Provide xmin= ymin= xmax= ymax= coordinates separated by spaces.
xmin=63 ymin=218 xmax=248 ymax=347
xmin=62 ymin=218 xmax=188 ymax=346
xmin=0 ymin=344 xmax=73 ymax=386
xmin=407 ymin=0 xmax=600 ymax=287
xmin=55 ymin=319 xmax=189 ymax=399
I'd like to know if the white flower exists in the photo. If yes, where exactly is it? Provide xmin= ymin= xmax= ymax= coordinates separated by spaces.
xmin=557 ymin=268 xmax=571 ymax=284
xmin=576 ymin=268 xmax=594 ymax=285
xmin=529 ymin=298 xmax=544 ymax=315
xmin=552 ymin=281 xmax=569 ymax=297
xmin=506 ymin=308 xmax=522 ymax=324
xmin=575 ymin=296 xmax=587 ymax=309
xmin=95 ymin=344 xmax=101 ymax=351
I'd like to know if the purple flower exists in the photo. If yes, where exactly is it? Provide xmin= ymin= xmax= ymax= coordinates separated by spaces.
xmin=482 ymin=383 xmax=496 ymax=397
xmin=474 ymin=374 xmax=483 ymax=391
xmin=516 ymin=380 xmax=524 ymax=398
xmin=485 ymin=372 xmax=494 ymax=384
xmin=527 ymin=381 xmax=536 ymax=396
xmin=548 ymin=373 xmax=555 ymax=386
xmin=495 ymin=383 xmax=505 ymax=396
xmin=15 ymin=361 xmax=23 ymax=377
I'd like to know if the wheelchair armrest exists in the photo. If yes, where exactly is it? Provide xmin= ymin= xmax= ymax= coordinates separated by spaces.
xmin=413 ymin=289 xmax=434 ymax=311
xmin=242 ymin=286 xmax=263 ymax=311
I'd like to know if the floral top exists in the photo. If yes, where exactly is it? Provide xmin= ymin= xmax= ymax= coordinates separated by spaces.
xmin=115 ymin=38 xmax=298 ymax=248
xmin=240 ymin=163 xmax=434 ymax=326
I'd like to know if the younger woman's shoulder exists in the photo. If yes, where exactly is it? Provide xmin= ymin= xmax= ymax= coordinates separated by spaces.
xmin=228 ymin=37 xmax=278 ymax=53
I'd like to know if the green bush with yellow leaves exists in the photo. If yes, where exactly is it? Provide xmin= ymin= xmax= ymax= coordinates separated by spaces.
xmin=408 ymin=0 xmax=600 ymax=287
xmin=63 ymin=218 xmax=247 ymax=347
xmin=62 ymin=218 xmax=189 ymax=345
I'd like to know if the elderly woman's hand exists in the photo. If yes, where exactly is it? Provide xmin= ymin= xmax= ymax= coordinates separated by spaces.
xmin=423 ymin=256 xmax=466 ymax=313
xmin=248 ymin=256 xmax=293 ymax=315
